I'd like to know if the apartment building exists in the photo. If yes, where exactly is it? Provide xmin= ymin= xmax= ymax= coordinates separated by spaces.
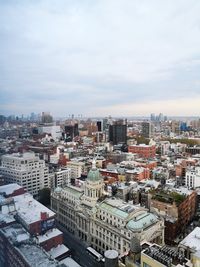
xmin=185 ymin=166 xmax=200 ymax=189
xmin=128 ymin=144 xmax=156 ymax=159
xmin=0 ymin=152 xmax=49 ymax=197
xmin=66 ymin=160 xmax=86 ymax=178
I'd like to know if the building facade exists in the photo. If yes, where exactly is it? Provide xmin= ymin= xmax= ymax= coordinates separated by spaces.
xmin=141 ymin=122 xmax=154 ymax=139
xmin=109 ymin=120 xmax=127 ymax=145
xmin=185 ymin=167 xmax=200 ymax=189
xmin=128 ymin=145 xmax=156 ymax=159
xmin=150 ymin=189 xmax=197 ymax=244
xmin=66 ymin=161 xmax=86 ymax=178
xmin=51 ymin=162 xmax=164 ymax=256
xmin=0 ymin=152 xmax=49 ymax=197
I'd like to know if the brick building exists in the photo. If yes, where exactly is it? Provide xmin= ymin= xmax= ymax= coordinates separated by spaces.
xmin=0 ymin=184 xmax=70 ymax=266
xmin=126 ymin=168 xmax=150 ymax=181
xmin=150 ymin=188 xmax=196 ymax=244
xmin=175 ymin=158 xmax=196 ymax=177
xmin=128 ymin=144 xmax=156 ymax=159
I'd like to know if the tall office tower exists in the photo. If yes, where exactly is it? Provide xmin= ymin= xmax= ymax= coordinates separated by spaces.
xmin=142 ymin=122 xmax=154 ymax=138
xmin=0 ymin=152 xmax=49 ymax=197
xmin=64 ymin=123 xmax=79 ymax=141
xmin=171 ymin=120 xmax=180 ymax=134
xmin=158 ymin=113 xmax=164 ymax=122
xmin=97 ymin=120 xmax=103 ymax=132
xmin=109 ymin=119 xmax=127 ymax=145
xmin=41 ymin=112 xmax=53 ymax=124
xmin=150 ymin=113 xmax=156 ymax=121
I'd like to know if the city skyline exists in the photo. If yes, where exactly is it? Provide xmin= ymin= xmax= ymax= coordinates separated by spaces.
xmin=1 ymin=0 xmax=200 ymax=116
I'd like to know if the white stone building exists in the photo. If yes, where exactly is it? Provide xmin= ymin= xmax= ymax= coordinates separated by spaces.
xmin=49 ymin=168 xmax=71 ymax=189
xmin=39 ymin=125 xmax=62 ymax=140
xmin=0 ymin=152 xmax=49 ymax=197
xmin=51 ymin=161 xmax=164 ymax=256
xmin=185 ymin=166 xmax=200 ymax=189
xmin=66 ymin=161 xmax=86 ymax=178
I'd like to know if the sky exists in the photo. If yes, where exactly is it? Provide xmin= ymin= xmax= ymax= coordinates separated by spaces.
xmin=0 ymin=0 xmax=200 ymax=117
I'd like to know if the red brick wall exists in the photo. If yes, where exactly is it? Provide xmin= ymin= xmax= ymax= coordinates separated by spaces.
xmin=100 ymin=170 xmax=118 ymax=179
xmin=128 ymin=145 xmax=156 ymax=158
xmin=40 ymin=233 xmax=63 ymax=251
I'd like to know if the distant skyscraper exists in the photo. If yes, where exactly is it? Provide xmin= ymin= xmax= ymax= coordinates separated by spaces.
xmin=97 ymin=121 xmax=103 ymax=132
xmin=109 ymin=119 xmax=127 ymax=145
xmin=142 ymin=122 xmax=154 ymax=138
xmin=151 ymin=113 xmax=167 ymax=122
xmin=150 ymin=113 xmax=156 ymax=122
xmin=158 ymin=113 xmax=164 ymax=122
xmin=64 ymin=123 xmax=79 ymax=141
xmin=41 ymin=112 xmax=53 ymax=124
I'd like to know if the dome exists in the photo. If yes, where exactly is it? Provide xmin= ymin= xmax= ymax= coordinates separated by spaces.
xmin=87 ymin=159 xmax=102 ymax=182
xmin=54 ymin=187 xmax=62 ymax=193
xmin=87 ymin=168 xmax=101 ymax=182
xmin=130 ymin=237 xmax=141 ymax=254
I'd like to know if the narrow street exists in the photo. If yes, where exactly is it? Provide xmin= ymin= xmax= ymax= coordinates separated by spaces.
xmin=57 ymin=223 xmax=104 ymax=267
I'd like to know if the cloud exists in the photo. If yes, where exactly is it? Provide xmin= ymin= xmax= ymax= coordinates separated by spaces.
xmin=0 ymin=0 xmax=200 ymax=116
xmin=93 ymin=96 xmax=200 ymax=117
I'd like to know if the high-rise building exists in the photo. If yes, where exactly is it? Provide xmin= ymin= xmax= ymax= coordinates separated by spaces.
xmin=150 ymin=113 xmax=156 ymax=122
xmin=141 ymin=122 xmax=154 ymax=138
xmin=64 ymin=123 xmax=79 ymax=141
xmin=0 ymin=152 xmax=50 ymax=197
xmin=109 ymin=119 xmax=127 ymax=145
xmin=41 ymin=112 xmax=53 ymax=124
xmin=39 ymin=125 xmax=62 ymax=140
xmin=97 ymin=120 xmax=103 ymax=132
xmin=171 ymin=120 xmax=180 ymax=134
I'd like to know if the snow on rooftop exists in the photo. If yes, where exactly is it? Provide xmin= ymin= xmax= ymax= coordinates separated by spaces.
xmin=18 ymin=244 xmax=58 ymax=267
xmin=180 ymin=227 xmax=200 ymax=251
xmin=1 ymin=223 xmax=30 ymax=243
xmin=48 ymin=244 xmax=69 ymax=259
xmin=3 ymin=152 xmax=37 ymax=160
xmin=13 ymin=193 xmax=55 ymax=224
xmin=0 ymin=213 xmax=15 ymax=224
xmin=0 ymin=183 xmax=22 ymax=195
xmin=60 ymin=257 xmax=82 ymax=267
xmin=37 ymin=228 xmax=62 ymax=243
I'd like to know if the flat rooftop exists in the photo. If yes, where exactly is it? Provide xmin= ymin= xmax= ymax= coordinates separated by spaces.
xmin=14 ymin=193 xmax=55 ymax=224
xmin=180 ymin=227 xmax=200 ymax=252
xmin=48 ymin=244 xmax=69 ymax=259
xmin=2 ymin=152 xmax=38 ymax=160
xmin=0 ymin=223 xmax=30 ymax=244
xmin=18 ymin=244 xmax=58 ymax=267
xmin=0 ymin=183 xmax=22 ymax=196
xmin=59 ymin=257 xmax=82 ymax=267
xmin=37 ymin=228 xmax=62 ymax=243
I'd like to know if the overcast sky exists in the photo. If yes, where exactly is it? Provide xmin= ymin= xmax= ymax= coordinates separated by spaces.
xmin=1 ymin=0 xmax=200 ymax=117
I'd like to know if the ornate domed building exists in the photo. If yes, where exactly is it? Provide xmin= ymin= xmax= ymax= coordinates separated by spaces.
xmin=82 ymin=160 xmax=104 ymax=207
xmin=51 ymin=159 xmax=164 ymax=256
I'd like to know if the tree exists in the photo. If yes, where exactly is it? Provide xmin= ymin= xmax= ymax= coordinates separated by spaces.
xmin=38 ymin=188 xmax=51 ymax=206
